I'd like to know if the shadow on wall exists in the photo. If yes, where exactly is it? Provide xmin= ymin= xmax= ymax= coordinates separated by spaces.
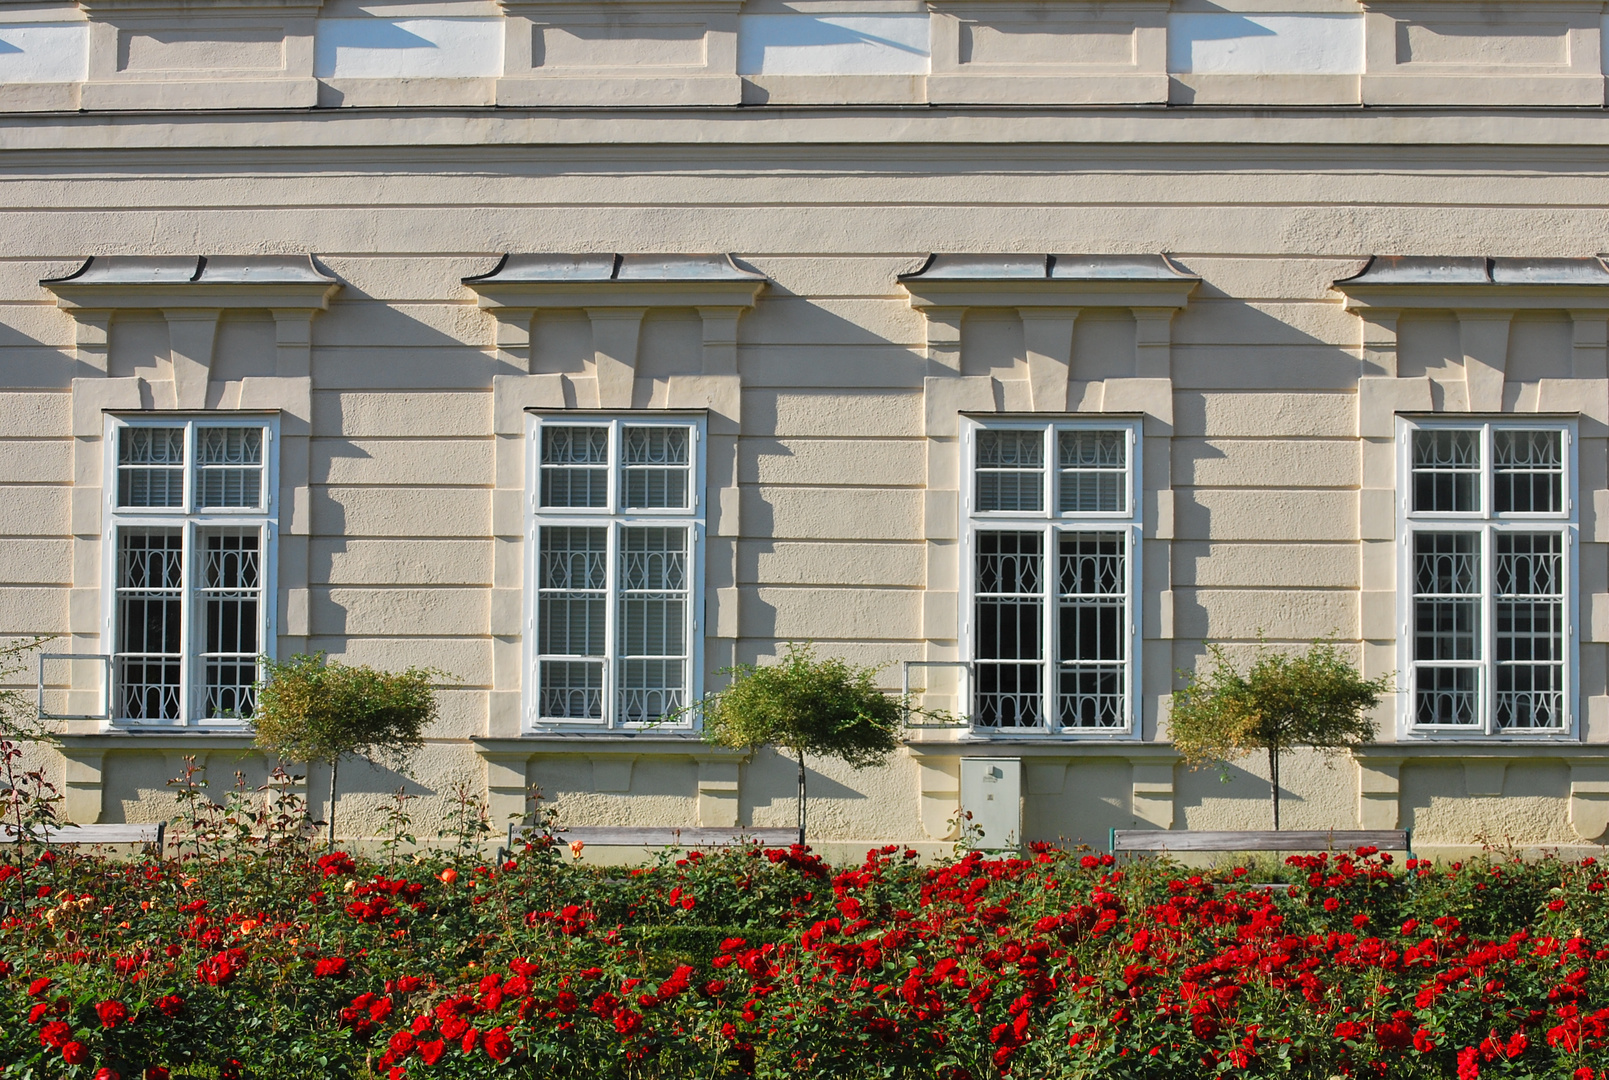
xmin=1173 ymin=757 xmax=1307 ymax=830
xmin=104 ymin=749 xmax=437 ymax=825
xmin=740 ymin=744 xmax=867 ymax=831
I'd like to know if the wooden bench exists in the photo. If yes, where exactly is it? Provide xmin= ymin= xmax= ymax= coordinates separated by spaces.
xmin=1111 ymin=828 xmax=1412 ymax=859
xmin=3 ymin=822 xmax=166 ymax=854
xmin=498 ymin=824 xmax=799 ymax=862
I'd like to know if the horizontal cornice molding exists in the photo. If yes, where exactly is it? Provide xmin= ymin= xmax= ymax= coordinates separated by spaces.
xmin=42 ymin=255 xmax=341 ymax=311
xmin=901 ymin=253 xmax=1198 ymax=310
xmin=463 ymin=252 xmax=765 ymax=310
xmin=1336 ymin=256 xmax=1609 ymax=312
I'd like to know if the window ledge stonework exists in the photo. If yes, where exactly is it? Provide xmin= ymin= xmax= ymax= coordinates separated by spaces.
xmin=462 ymin=253 xmax=765 ymax=748
xmin=1335 ymin=255 xmax=1609 ymax=749
xmin=1353 ymin=743 xmax=1609 ymax=844
xmin=54 ymin=732 xmax=261 ymax=825
xmin=41 ymin=257 xmax=338 ymax=824
xmin=900 ymin=253 xmax=1198 ymax=838
xmin=473 ymin=736 xmax=753 ymax=830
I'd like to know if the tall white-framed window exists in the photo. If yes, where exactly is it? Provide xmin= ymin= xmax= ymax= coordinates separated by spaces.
xmin=961 ymin=417 xmax=1142 ymax=736
xmin=103 ymin=415 xmax=277 ymax=728
xmin=1397 ymin=416 xmax=1577 ymax=737
xmin=526 ymin=413 xmax=705 ymax=731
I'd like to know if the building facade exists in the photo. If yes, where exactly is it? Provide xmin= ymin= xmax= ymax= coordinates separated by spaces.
xmin=3 ymin=0 xmax=1609 ymax=856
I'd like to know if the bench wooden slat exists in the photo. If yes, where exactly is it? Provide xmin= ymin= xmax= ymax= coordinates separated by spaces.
xmin=511 ymin=825 xmax=798 ymax=849
xmin=1113 ymin=829 xmax=1409 ymax=853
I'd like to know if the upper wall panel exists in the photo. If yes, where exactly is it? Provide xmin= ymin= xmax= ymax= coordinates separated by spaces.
xmin=2 ymin=0 xmax=1608 ymax=110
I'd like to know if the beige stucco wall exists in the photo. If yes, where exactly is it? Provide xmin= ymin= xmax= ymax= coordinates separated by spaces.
xmin=3 ymin=87 xmax=1609 ymax=855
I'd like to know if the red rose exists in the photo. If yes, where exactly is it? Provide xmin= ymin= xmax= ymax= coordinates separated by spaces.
xmin=418 ymin=1039 xmax=446 ymax=1065
xmin=146 ymin=1069 xmax=171 ymax=1080
xmin=157 ymin=995 xmax=185 ymax=1018
xmin=483 ymin=1027 xmax=513 ymax=1062
xmin=28 ymin=977 xmax=51 ymax=997
xmin=389 ymin=1030 xmax=416 ymax=1056
xmin=96 ymin=1000 xmax=131 ymax=1029
xmin=39 ymin=1020 xmax=71 ymax=1047
xmin=28 ymin=1003 xmax=49 ymax=1024
xmin=62 ymin=1041 xmax=89 ymax=1065
xmin=95 ymin=1069 xmax=121 ymax=1080
xmin=314 ymin=957 xmax=350 ymax=979
xmin=196 ymin=952 xmax=240 ymax=986
xmin=0 ymin=960 xmax=10 ymax=976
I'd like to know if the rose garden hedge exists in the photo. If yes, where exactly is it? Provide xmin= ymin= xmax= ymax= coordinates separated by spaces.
xmin=5 ymin=826 xmax=1609 ymax=1080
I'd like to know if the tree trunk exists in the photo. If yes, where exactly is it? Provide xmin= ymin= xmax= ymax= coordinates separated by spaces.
xmin=796 ymin=748 xmax=806 ymax=847
xmin=327 ymin=757 xmax=339 ymax=848
xmin=1268 ymin=745 xmax=1280 ymax=831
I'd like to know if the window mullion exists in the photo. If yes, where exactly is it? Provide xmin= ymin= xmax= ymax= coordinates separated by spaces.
xmin=1126 ymin=427 xmax=1136 ymax=520
xmin=1044 ymin=522 xmax=1057 ymax=733
xmin=1125 ymin=525 xmax=1137 ymax=736
xmin=180 ymin=520 xmax=194 ymax=728
xmin=605 ymin=519 xmax=619 ymax=730
xmin=1482 ymin=524 xmax=1496 ymax=736
xmin=608 ymin=420 xmax=621 ymax=515
xmin=183 ymin=420 xmax=194 ymax=514
xmin=1044 ymin=426 xmax=1055 ymax=521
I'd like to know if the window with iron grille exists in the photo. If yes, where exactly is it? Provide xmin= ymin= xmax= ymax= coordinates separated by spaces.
xmin=964 ymin=420 xmax=1141 ymax=735
xmin=105 ymin=416 xmax=275 ymax=727
xmin=528 ymin=415 xmax=703 ymax=730
xmin=1398 ymin=418 xmax=1575 ymax=736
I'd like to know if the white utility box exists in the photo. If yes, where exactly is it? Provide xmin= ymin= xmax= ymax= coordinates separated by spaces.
xmin=959 ymin=757 xmax=1022 ymax=849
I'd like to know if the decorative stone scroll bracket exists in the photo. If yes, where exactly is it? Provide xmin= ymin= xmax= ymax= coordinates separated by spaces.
xmin=473 ymin=737 xmax=753 ymax=833
xmin=1353 ymin=745 xmax=1609 ymax=843
xmin=1335 ymin=255 xmax=1609 ymax=414
xmin=905 ymin=737 xmax=1182 ymax=840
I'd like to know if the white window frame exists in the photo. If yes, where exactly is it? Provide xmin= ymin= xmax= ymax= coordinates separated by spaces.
xmin=101 ymin=414 xmax=279 ymax=730
xmin=1395 ymin=415 xmax=1578 ymax=739
xmin=959 ymin=416 xmax=1143 ymax=739
xmin=524 ymin=412 xmax=706 ymax=733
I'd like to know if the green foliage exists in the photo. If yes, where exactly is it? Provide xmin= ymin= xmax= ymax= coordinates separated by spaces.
xmin=251 ymin=652 xmax=439 ymax=770
xmin=695 ymin=643 xmax=903 ymax=767
xmin=0 ymin=636 xmax=51 ymax=743
xmin=1171 ymin=640 xmax=1390 ymax=764
xmin=9 ymin=838 xmax=1609 ymax=1080
xmin=1170 ymin=640 xmax=1392 ymax=828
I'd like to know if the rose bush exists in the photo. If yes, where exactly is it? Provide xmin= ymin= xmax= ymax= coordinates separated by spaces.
xmin=5 ymin=833 xmax=1609 ymax=1079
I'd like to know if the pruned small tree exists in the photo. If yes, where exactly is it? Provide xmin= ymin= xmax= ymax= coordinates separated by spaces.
xmin=694 ymin=644 xmax=906 ymax=845
xmin=250 ymin=653 xmax=440 ymax=846
xmin=1169 ymin=640 xmax=1391 ymax=830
